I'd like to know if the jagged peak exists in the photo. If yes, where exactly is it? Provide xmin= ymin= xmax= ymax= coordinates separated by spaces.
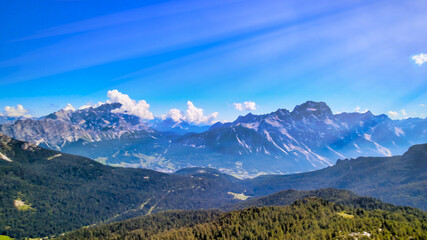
xmin=291 ymin=101 xmax=332 ymax=119
xmin=234 ymin=112 xmax=258 ymax=124
xmin=209 ymin=121 xmax=227 ymax=131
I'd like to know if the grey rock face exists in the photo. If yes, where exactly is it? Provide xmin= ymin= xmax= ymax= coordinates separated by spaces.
xmin=1 ymin=101 xmax=426 ymax=176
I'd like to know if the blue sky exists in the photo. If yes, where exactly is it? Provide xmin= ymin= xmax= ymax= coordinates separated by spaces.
xmin=0 ymin=0 xmax=426 ymax=122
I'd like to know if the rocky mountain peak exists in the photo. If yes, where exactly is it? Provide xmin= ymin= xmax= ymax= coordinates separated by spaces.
xmin=234 ymin=112 xmax=259 ymax=124
xmin=291 ymin=101 xmax=333 ymax=119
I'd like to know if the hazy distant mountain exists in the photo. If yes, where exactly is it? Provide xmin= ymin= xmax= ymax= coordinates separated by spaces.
xmin=1 ymin=101 xmax=427 ymax=176
xmin=0 ymin=103 xmax=211 ymax=152
xmin=0 ymin=103 xmax=153 ymax=150
xmin=163 ymin=101 xmax=427 ymax=175
xmin=148 ymin=117 xmax=210 ymax=134
xmin=0 ymin=115 xmax=27 ymax=125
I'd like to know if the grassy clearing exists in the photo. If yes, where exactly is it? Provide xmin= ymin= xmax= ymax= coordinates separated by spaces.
xmin=0 ymin=235 xmax=14 ymax=240
xmin=14 ymin=199 xmax=34 ymax=211
xmin=337 ymin=211 xmax=354 ymax=219
xmin=228 ymin=192 xmax=250 ymax=200
xmin=47 ymin=154 xmax=62 ymax=160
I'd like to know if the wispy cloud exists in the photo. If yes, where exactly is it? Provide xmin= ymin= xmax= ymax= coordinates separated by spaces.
xmin=0 ymin=1 xmax=371 ymax=86
xmin=13 ymin=1 xmax=241 ymax=41
xmin=412 ymin=53 xmax=427 ymax=65
xmin=233 ymin=101 xmax=256 ymax=111
xmin=354 ymin=106 xmax=368 ymax=113
xmin=388 ymin=111 xmax=398 ymax=117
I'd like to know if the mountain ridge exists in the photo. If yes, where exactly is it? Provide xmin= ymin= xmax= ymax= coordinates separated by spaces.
xmin=1 ymin=101 xmax=427 ymax=175
xmin=1 ymin=134 xmax=427 ymax=238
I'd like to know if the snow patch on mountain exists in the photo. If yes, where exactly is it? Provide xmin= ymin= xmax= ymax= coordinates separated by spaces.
xmin=265 ymin=118 xmax=282 ymax=128
xmin=240 ymin=122 xmax=260 ymax=131
xmin=374 ymin=142 xmax=392 ymax=157
xmin=263 ymin=130 xmax=288 ymax=154
xmin=324 ymin=118 xmax=339 ymax=128
xmin=394 ymin=127 xmax=405 ymax=137
xmin=326 ymin=146 xmax=346 ymax=159
xmin=0 ymin=151 xmax=12 ymax=162
xmin=236 ymin=135 xmax=252 ymax=153
xmin=363 ymin=134 xmax=372 ymax=141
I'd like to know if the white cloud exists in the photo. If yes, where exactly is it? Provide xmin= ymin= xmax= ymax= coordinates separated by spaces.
xmin=63 ymin=103 xmax=76 ymax=111
xmin=165 ymin=101 xmax=218 ymax=124
xmin=412 ymin=53 xmax=427 ymax=65
xmin=233 ymin=101 xmax=256 ymax=111
xmin=388 ymin=111 xmax=398 ymax=117
xmin=78 ymin=102 xmax=105 ymax=110
xmin=79 ymin=105 xmax=92 ymax=110
xmin=185 ymin=101 xmax=218 ymax=124
xmin=167 ymin=108 xmax=183 ymax=122
xmin=4 ymin=105 xmax=31 ymax=117
xmin=354 ymin=106 xmax=368 ymax=113
xmin=419 ymin=104 xmax=425 ymax=107
xmin=401 ymin=109 xmax=407 ymax=116
xmin=107 ymin=90 xmax=154 ymax=120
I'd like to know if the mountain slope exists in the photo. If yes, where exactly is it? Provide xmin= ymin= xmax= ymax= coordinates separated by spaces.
xmin=148 ymin=117 xmax=210 ymax=134
xmin=1 ymin=134 xmax=427 ymax=238
xmin=2 ymin=101 xmax=427 ymax=176
xmin=58 ymin=195 xmax=427 ymax=240
xmin=0 ymin=104 xmax=208 ymax=151
xmin=0 ymin=133 xmax=244 ymax=238
xmin=169 ymin=101 xmax=427 ymax=175
xmin=243 ymin=143 xmax=427 ymax=210
xmin=154 ymin=198 xmax=426 ymax=240
xmin=223 ymin=188 xmax=411 ymax=212
xmin=0 ymin=103 xmax=153 ymax=150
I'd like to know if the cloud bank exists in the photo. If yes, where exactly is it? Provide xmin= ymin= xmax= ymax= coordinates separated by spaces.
xmin=166 ymin=101 xmax=218 ymax=124
xmin=167 ymin=108 xmax=183 ymax=122
xmin=3 ymin=105 xmax=31 ymax=117
xmin=388 ymin=109 xmax=408 ymax=118
xmin=354 ymin=106 xmax=368 ymax=113
xmin=412 ymin=53 xmax=427 ymax=65
xmin=388 ymin=111 xmax=398 ymax=117
xmin=78 ymin=102 xmax=105 ymax=110
xmin=107 ymin=90 xmax=154 ymax=120
xmin=233 ymin=101 xmax=256 ymax=111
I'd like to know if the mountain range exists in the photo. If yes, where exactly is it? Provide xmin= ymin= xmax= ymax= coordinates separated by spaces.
xmin=1 ymin=133 xmax=426 ymax=238
xmin=1 ymin=101 xmax=427 ymax=176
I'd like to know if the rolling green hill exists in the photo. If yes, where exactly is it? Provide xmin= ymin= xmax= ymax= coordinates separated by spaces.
xmin=0 ymin=133 xmax=244 ymax=239
xmin=223 ymin=188 xmax=419 ymax=213
xmin=58 ymin=193 xmax=427 ymax=240
xmin=2 ymin=132 xmax=427 ymax=239
xmin=243 ymin=143 xmax=427 ymax=210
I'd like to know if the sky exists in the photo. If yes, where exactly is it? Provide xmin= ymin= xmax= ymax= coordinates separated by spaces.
xmin=0 ymin=0 xmax=426 ymax=122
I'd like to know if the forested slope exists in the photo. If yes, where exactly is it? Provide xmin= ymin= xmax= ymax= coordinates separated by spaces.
xmin=59 ymin=196 xmax=427 ymax=240
xmin=0 ymin=133 xmax=243 ymax=238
